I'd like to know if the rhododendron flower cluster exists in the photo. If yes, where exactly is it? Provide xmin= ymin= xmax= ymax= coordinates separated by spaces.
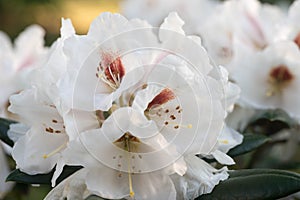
xmin=4 ymin=11 xmax=241 ymax=200
xmin=122 ymin=0 xmax=300 ymax=163
xmin=0 ymin=0 xmax=300 ymax=199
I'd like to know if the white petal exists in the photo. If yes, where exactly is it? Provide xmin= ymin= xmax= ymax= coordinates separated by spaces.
xmin=128 ymin=172 xmax=176 ymax=200
xmin=86 ymin=166 xmax=128 ymax=199
xmin=159 ymin=12 xmax=185 ymax=42
xmin=0 ymin=31 xmax=12 ymax=53
xmin=102 ymin=107 xmax=158 ymax=140
xmin=132 ymin=84 xmax=163 ymax=112
xmin=211 ymin=150 xmax=235 ymax=165
xmin=51 ymin=158 xmax=65 ymax=187
xmin=60 ymin=18 xmax=75 ymax=38
xmin=45 ymin=169 xmax=90 ymax=200
xmin=87 ymin=12 xmax=128 ymax=42
xmin=14 ymin=25 xmax=46 ymax=71
xmin=172 ymin=156 xmax=229 ymax=200
xmin=8 ymin=123 xmax=29 ymax=143
xmin=217 ymin=126 xmax=243 ymax=153
xmin=289 ymin=0 xmax=300 ymax=22
xmin=62 ymin=134 xmax=99 ymax=168
xmin=12 ymin=129 xmax=68 ymax=175
xmin=63 ymin=109 xmax=99 ymax=141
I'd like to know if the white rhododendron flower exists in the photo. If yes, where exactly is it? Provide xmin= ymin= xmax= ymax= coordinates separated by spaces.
xmin=1 ymin=0 xmax=300 ymax=199
xmin=284 ymin=0 xmax=300 ymax=48
xmin=200 ymin=0 xmax=284 ymax=67
xmin=0 ymin=25 xmax=47 ymax=198
xmin=232 ymin=41 xmax=300 ymax=120
xmin=7 ymin=19 xmax=100 ymax=187
xmin=44 ymin=11 xmax=242 ymax=199
xmin=2 ymin=7 xmax=244 ymax=199
xmin=59 ymin=13 xmax=156 ymax=112
xmin=44 ymin=169 xmax=91 ymax=200
xmin=121 ymin=0 xmax=218 ymax=34
xmin=9 ymin=88 xmax=68 ymax=176
xmin=63 ymin=107 xmax=184 ymax=199
xmin=0 ymin=25 xmax=47 ymax=117
xmin=171 ymin=155 xmax=229 ymax=200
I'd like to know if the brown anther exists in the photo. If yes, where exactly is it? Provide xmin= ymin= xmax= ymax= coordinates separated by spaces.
xmin=165 ymin=109 xmax=169 ymax=113
xmin=164 ymin=121 xmax=169 ymax=125
xmin=174 ymin=125 xmax=179 ymax=129
xmin=45 ymin=127 xmax=54 ymax=133
xmin=176 ymin=106 xmax=180 ymax=110
xmin=142 ymin=84 xmax=148 ymax=89
xmin=52 ymin=119 xmax=58 ymax=123
xmin=170 ymin=115 xmax=176 ymax=120
xmin=55 ymin=130 xmax=61 ymax=134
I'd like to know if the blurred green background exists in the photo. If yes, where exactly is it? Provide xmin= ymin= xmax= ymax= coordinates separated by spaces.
xmin=0 ymin=0 xmax=120 ymax=45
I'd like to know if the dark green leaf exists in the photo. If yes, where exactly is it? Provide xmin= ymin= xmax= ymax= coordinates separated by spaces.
xmin=6 ymin=166 xmax=82 ymax=185
xmin=0 ymin=118 xmax=17 ymax=147
xmin=228 ymin=133 xmax=270 ymax=157
xmin=197 ymin=169 xmax=300 ymax=200
xmin=249 ymin=109 xmax=297 ymax=128
xmin=228 ymin=169 xmax=300 ymax=179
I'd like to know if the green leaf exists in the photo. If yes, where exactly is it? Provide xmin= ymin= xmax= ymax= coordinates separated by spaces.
xmin=228 ymin=133 xmax=270 ymax=157
xmin=0 ymin=117 xmax=17 ymax=147
xmin=249 ymin=109 xmax=297 ymax=128
xmin=6 ymin=166 xmax=82 ymax=185
xmin=197 ymin=169 xmax=300 ymax=200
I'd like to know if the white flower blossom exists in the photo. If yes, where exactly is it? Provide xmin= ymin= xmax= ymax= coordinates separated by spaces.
xmin=0 ymin=25 xmax=47 ymax=117
xmin=62 ymin=107 xmax=183 ymax=199
xmin=171 ymin=155 xmax=229 ymax=200
xmin=232 ymin=41 xmax=300 ymax=120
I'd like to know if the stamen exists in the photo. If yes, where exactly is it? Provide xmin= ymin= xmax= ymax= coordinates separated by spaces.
xmin=43 ymin=142 xmax=67 ymax=159
xmin=97 ymin=53 xmax=125 ymax=90
xmin=125 ymin=134 xmax=135 ymax=198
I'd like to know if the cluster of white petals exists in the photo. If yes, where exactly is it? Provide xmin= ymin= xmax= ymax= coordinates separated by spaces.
xmin=121 ymin=0 xmax=300 ymax=126
xmin=0 ymin=25 xmax=48 ymax=197
xmin=0 ymin=0 xmax=298 ymax=199
xmin=4 ymin=10 xmax=242 ymax=200
xmin=1 ymin=0 xmax=300 ymax=199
